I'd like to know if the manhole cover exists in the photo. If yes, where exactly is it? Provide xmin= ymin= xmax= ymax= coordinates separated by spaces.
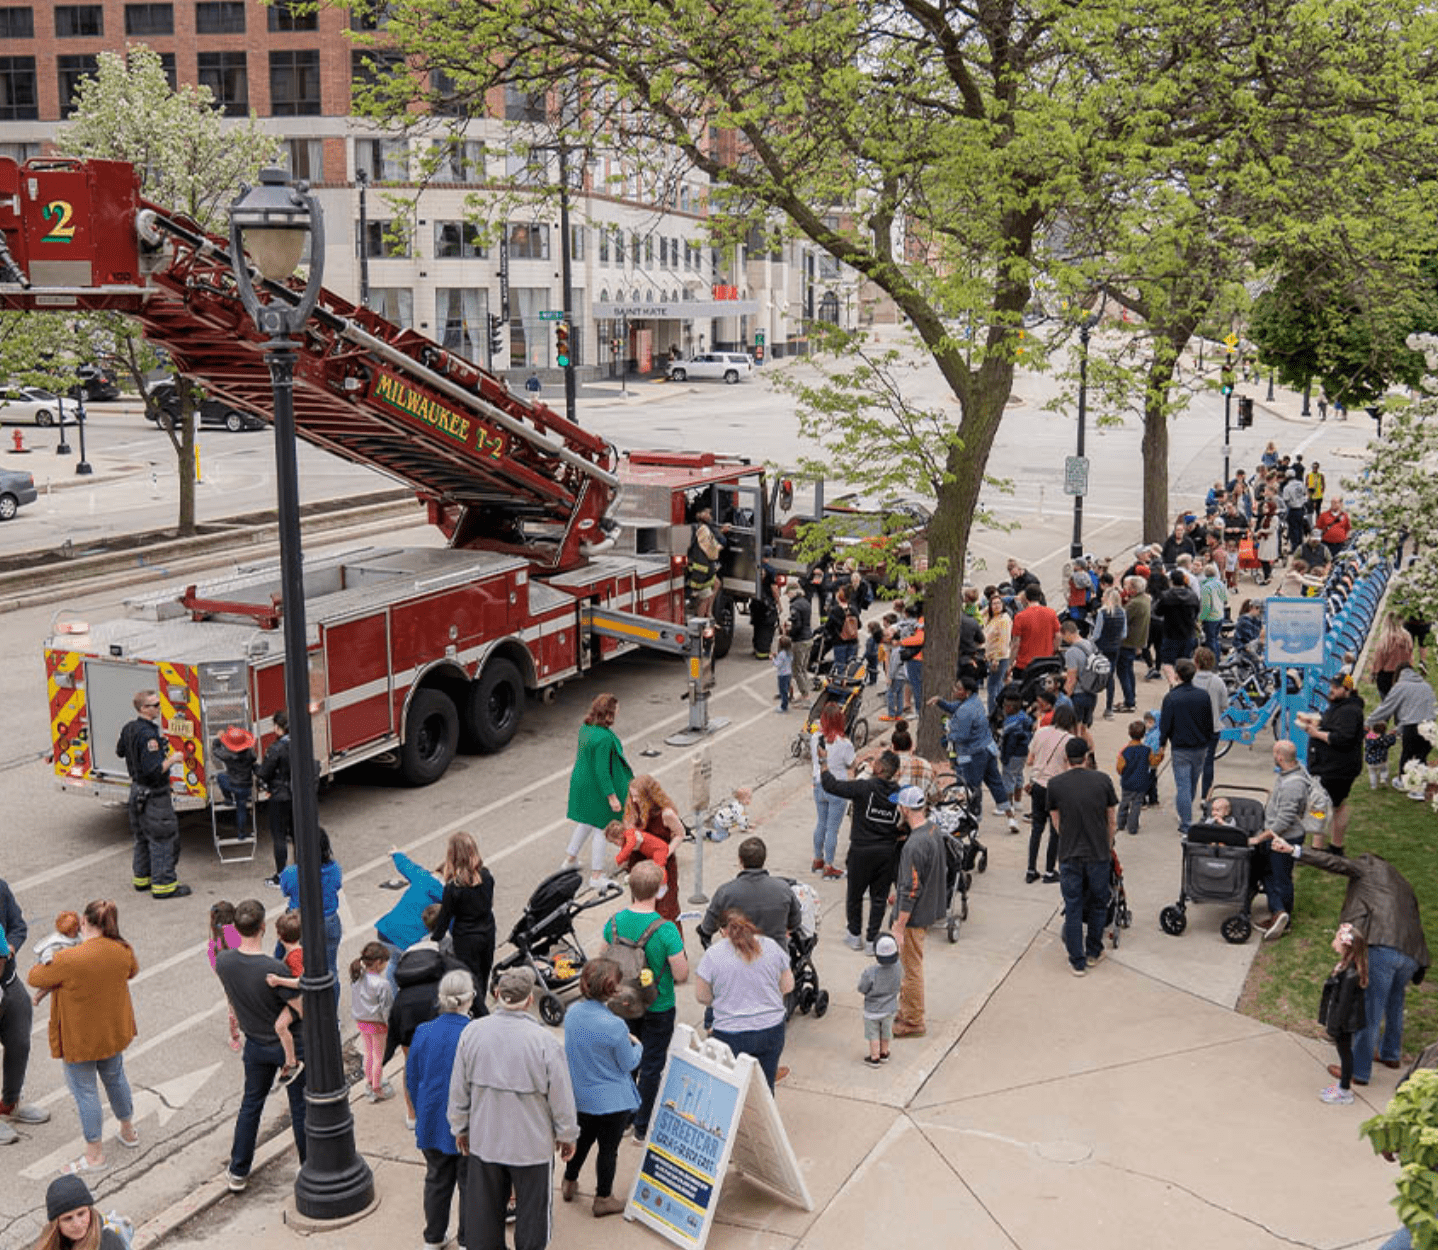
xmin=1033 ymin=1139 xmax=1092 ymax=1164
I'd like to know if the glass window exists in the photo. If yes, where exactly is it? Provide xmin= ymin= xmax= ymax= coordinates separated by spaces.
xmin=429 ymin=68 xmax=467 ymax=117
xmin=0 ymin=57 xmax=38 ymax=121
xmin=269 ymin=49 xmax=320 ymax=116
xmin=613 ymin=229 xmax=624 ymax=266
xmin=506 ymin=222 xmax=549 ymax=261
xmin=503 ymin=83 xmax=545 ymax=122
xmin=193 ymin=1 xmax=243 ymax=32
xmin=267 ymin=0 xmax=316 ymax=30
xmin=355 ymin=137 xmax=407 ymax=182
xmin=509 ymin=287 xmax=553 ymax=369
xmin=428 ymin=139 xmax=483 ymax=183
xmin=54 ymin=5 xmax=102 ymax=36
xmin=124 ymin=3 xmax=171 ymax=34
xmin=598 ymin=229 xmax=608 ymax=265
xmin=371 ymin=287 xmax=412 ymax=329
xmin=356 ymin=220 xmax=409 ymax=259
xmin=433 ymin=220 xmax=486 ymax=259
xmin=196 ymin=51 xmax=247 ymax=116
xmin=818 ymin=252 xmax=840 ymax=280
xmin=56 ymin=54 xmax=98 ymax=118
xmin=436 ymin=288 xmax=489 ymax=364
xmin=0 ymin=8 xmax=35 ymax=39
xmin=280 ymin=138 xmax=323 ymax=182
xmin=503 ymin=150 xmax=545 ymax=187
xmin=348 ymin=0 xmax=391 ymax=30
xmin=644 ymin=235 xmax=653 ymax=266
xmin=0 ymin=140 xmax=39 ymax=162
xmin=569 ymin=224 xmax=585 ymax=262
xmin=157 ymin=50 xmax=176 ymax=89
xmin=351 ymin=48 xmax=404 ymax=92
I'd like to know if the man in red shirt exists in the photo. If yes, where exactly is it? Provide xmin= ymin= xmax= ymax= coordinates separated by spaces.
xmin=1316 ymin=496 xmax=1351 ymax=561
xmin=1009 ymin=585 xmax=1062 ymax=675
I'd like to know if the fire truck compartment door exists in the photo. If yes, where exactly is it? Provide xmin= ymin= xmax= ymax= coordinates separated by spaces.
xmin=84 ymin=658 xmax=157 ymax=780
xmin=322 ymin=614 xmax=393 ymax=754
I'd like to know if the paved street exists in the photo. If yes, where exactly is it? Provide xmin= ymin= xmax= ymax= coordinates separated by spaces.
xmin=0 ymin=345 xmax=1392 ymax=1247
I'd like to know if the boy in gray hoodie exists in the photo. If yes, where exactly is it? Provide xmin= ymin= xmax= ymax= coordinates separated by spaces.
xmin=857 ymin=933 xmax=902 ymax=1066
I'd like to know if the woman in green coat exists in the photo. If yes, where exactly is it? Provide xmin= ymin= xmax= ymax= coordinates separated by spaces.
xmin=563 ymin=693 xmax=634 ymax=888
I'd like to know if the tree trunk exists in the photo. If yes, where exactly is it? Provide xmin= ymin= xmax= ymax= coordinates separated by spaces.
xmin=176 ymin=376 xmax=198 ymax=537
xmin=1139 ymin=327 xmax=1194 ymax=544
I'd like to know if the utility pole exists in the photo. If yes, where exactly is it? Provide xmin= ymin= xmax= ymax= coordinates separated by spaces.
xmin=1070 ymin=317 xmax=1093 ymax=560
xmin=557 ymin=143 xmax=577 ymax=426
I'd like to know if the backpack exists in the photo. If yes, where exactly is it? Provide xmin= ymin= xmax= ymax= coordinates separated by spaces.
xmin=1073 ymin=638 xmax=1111 ymax=694
xmin=601 ymin=915 xmax=665 ymax=1019
xmin=840 ymin=611 xmax=859 ymax=641
xmin=1300 ymin=773 xmax=1333 ymax=837
xmin=1095 ymin=608 xmax=1126 ymax=651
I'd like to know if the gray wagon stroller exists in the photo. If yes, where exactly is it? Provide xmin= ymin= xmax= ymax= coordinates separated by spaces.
xmin=1158 ymin=787 xmax=1267 ymax=945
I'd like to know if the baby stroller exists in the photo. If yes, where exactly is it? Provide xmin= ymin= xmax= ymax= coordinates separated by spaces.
xmin=1158 ymin=787 xmax=1267 ymax=945
xmin=490 ymin=867 xmax=622 ymax=1025
xmin=995 ymin=655 xmax=1065 ymax=718
xmin=931 ymin=781 xmax=988 ymax=942
xmin=785 ymin=879 xmax=829 ymax=1020
xmin=790 ymin=658 xmax=871 ymax=758
xmin=1106 ymin=849 xmax=1132 ymax=949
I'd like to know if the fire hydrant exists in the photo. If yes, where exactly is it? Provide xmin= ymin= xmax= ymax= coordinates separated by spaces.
xmin=11 ymin=429 xmax=26 ymax=453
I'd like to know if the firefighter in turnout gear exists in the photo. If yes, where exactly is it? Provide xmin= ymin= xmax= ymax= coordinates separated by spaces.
xmin=685 ymin=504 xmax=728 ymax=619
xmin=117 ymin=689 xmax=191 ymax=899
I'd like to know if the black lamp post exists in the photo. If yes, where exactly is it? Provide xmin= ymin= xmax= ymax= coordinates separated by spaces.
xmin=228 ymin=168 xmax=374 ymax=1222
xmin=1070 ymin=306 xmax=1102 ymax=560
xmin=355 ymin=168 xmax=370 ymax=310
xmin=74 ymin=391 xmax=92 ymax=474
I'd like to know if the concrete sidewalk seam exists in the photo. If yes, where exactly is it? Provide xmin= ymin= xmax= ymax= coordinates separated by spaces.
xmin=909 ymin=1120 xmax=1022 ymax=1250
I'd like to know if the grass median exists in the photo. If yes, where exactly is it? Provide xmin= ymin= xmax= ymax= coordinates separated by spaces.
xmin=1239 ymin=679 xmax=1438 ymax=1054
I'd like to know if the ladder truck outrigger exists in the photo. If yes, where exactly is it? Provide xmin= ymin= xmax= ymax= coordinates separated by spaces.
xmin=0 ymin=157 xmax=796 ymax=858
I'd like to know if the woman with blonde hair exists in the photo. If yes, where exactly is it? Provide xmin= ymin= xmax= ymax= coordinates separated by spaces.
xmin=622 ymin=774 xmax=686 ymax=929
xmin=563 ymin=693 xmax=634 ymax=889
xmin=1371 ymin=612 xmax=1415 ymax=698
xmin=695 ymin=911 xmax=794 ymax=1090
xmin=429 ymin=831 xmax=496 ymax=999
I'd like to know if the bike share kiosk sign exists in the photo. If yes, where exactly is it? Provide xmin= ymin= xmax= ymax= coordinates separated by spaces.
xmin=625 ymin=1024 xmax=811 ymax=1249
xmin=1264 ymin=596 xmax=1327 ymax=746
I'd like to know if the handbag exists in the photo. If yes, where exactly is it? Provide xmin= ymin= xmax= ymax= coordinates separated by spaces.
xmin=1237 ymin=535 xmax=1259 ymax=569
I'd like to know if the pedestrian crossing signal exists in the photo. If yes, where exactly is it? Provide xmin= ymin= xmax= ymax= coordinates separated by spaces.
xmin=1221 ymin=367 xmax=1235 ymax=395
xmin=1237 ymin=396 xmax=1254 ymax=428
xmin=555 ymin=322 xmax=571 ymax=368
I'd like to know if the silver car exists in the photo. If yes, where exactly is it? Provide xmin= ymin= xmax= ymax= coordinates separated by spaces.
xmin=0 ymin=467 xmax=37 ymax=520
xmin=668 ymin=352 xmax=755 ymax=384
xmin=0 ymin=385 xmax=61 ymax=426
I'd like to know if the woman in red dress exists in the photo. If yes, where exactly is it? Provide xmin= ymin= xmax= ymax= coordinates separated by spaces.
xmin=621 ymin=775 xmax=687 ymax=933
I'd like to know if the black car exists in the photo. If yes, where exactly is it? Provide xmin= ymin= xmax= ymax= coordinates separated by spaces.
xmin=69 ymin=365 xmax=121 ymax=402
xmin=144 ymin=380 xmax=266 ymax=432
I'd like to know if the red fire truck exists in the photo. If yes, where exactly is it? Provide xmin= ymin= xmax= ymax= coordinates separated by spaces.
xmin=0 ymin=158 xmax=793 ymax=843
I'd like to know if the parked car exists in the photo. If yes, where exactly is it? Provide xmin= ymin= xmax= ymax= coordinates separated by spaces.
xmin=821 ymin=493 xmax=932 ymax=591
xmin=69 ymin=364 xmax=121 ymax=402
xmin=0 ymin=467 xmax=37 ymax=520
xmin=668 ymin=352 xmax=755 ymax=384
xmin=144 ymin=380 xmax=265 ymax=432
xmin=0 ymin=385 xmax=61 ymax=426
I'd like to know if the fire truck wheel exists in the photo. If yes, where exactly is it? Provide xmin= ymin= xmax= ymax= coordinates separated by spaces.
xmin=400 ymin=688 xmax=459 ymax=785
xmin=711 ymin=591 xmax=735 ymax=661
xmin=463 ymin=657 xmax=525 ymax=753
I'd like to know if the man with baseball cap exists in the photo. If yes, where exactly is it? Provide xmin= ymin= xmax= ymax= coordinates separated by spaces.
xmin=1045 ymin=737 xmax=1118 ymax=976
xmin=888 ymin=787 xmax=946 ymax=1037
xmin=449 ymin=967 xmax=578 ymax=1250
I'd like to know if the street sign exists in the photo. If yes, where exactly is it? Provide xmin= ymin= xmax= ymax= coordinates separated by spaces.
xmin=1224 ymin=332 xmax=1238 ymax=354
xmin=538 ymin=310 xmax=565 ymax=321
xmin=1063 ymin=455 xmax=1089 ymax=497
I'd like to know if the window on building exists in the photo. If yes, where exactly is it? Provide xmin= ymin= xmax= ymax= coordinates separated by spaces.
xmin=356 ymin=220 xmax=409 ymax=259
xmin=280 ymin=138 xmax=323 ymax=182
xmin=267 ymin=0 xmax=316 ymax=30
xmin=0 ymin=58 xmax=38 ymax=121
xmin=613 ymin=229 xmax=624 ymax=266
xmin=433 ymin=220 xmax=486 ymax=259
xmin=506 ymin=222 xmax=549 ymax=261
xmin=510 ymin=286 xmax=553 ymax=369
xmin=428 ymin=139 xmax=483 ymax=183
xmin=428 ymin=68 xmax=467 ymax=117
xmin=0 ymin=140 xmax=39 ymax=162
xmin=0 ymin=8 xmax=35 ymax=39
xmin=349 ymin=0 xmax=391 ymax=30
xmin=351 ymin=49 xmax=404 ymax=93
xmin=355 ymin=137 xmax=407 ymax=182
xmin=598 ymin=229 xmax=609 ymax=265
xmin=503 ymin=150 xmax=545 ymax=187
xmin=124 ymin=3 xmax=171 ymax=34
xmin=270 ymin=49 xmax=320 ymax=116
xmin=196 ymin=52 xmax=247 ymax=117
xmin=503 ymin=83 xmax=545 ymax=122
xmin=570 ymin=224 xmax=585 ymax=262
xmin=436 ymin=288 xmax=488 ymax=364
xmin=156 ymin=50 xmax=176 ymax=89
xmin=56 ymin=54 xmax=98 ymax=118
xmin=54 ymin=5 xmax=102 ymax=36
xmin=818 ymin=252 xmax=840 ymax=280
xmin=194 ymin=1 xmax=243 ymax=33
xmin=644 ymin=235 xmax=653 ymax=266
xmin=370 ymin=287 xmax=412 ymax=329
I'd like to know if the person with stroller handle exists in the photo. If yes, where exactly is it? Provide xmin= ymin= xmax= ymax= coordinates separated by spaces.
xmin=1246 ymin=740 xmax=1312 ymax=941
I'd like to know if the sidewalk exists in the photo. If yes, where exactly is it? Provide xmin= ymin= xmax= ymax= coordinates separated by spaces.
xmin=146 ymin=696 xmax=1403 ymax=1250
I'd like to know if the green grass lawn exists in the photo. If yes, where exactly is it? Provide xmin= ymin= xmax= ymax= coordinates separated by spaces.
xmin=1240 ymin=678 xmax=1438 ymax=1056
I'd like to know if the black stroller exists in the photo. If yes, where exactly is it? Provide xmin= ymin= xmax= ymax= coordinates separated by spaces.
xmin=1106 ymin=849 xmax=1132 ymax=949
xmin=783 ymin=878 xmax=829 ymax=1020
xmin=791 ymin=657 xmax=871 ymax=757
xmin=1158 ymin=787 xmax=1267 ymax=944
xmin=931 ymin=781 xmax=988 ymax=942
xmin=490 ymin=867 xmax=622 ymax=1025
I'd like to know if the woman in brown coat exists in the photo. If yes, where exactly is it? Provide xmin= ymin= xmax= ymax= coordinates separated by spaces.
xmin=27 ymin=900 xmax=140 ymax=1174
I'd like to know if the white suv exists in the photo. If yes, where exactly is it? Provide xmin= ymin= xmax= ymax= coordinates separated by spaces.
xmin=668 ymin=352 xmax=754 ymax=384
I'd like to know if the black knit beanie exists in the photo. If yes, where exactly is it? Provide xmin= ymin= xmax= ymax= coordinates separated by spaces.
xmin=46 ymin=1174 xmax=94 ymax=1222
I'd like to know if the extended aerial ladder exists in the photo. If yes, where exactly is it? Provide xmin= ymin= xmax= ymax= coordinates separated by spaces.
xmin=0 ymin=156 xmax=621 ymax=572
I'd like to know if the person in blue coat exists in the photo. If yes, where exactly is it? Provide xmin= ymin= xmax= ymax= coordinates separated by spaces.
xmin=406 ymin=969 xmax=475 ymax=1250
xmin=560 ymin=958 xmax=642 ymax=1218
xmin=277 ymin=828 xmax=343 ymax=982
xmin=377 ymin=846 xmax=445 ymax=986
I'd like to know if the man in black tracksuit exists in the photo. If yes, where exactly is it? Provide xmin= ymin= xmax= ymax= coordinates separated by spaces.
xmin=821 ymin=751 xmax=902 ymax=952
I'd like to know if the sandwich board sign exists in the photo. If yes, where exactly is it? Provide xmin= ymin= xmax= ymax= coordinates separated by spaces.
xmin=625 ymin=1024 xmax=812 ymax=1249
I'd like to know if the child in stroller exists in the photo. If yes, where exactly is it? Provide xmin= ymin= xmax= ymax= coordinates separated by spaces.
xmin=791 ymin=658 xmax=871 ymax=758
xmin=1158 ymin=788 xmax=1267 ymax=944
xmin=785 ymin=878 xmax=829 ymax=1020
xmin=931 ymin=781 xmax=988 ymax=942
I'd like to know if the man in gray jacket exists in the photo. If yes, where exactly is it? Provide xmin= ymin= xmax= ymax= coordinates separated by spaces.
xmin=889 ymin=787 xmax=947 ymax=1039
xmin=1249 ymin=740 xmax=1312 ymax=940
xmin=697 ymin=837 xmax=801 ymax=947
xmin=449 ymin=968 xmax=577 ymax=1250
xmin=1366 ymin=664 xmax=1438 ymax=793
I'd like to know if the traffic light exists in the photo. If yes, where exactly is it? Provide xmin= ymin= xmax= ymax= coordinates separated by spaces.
xmin=1237 ymin=395 xmax=1254 ymax=428
xmin=488 ymin=314 xmax=503 ymax=355
xmin=1220 ymin=366 xmax=1235 ymax=395
xmin=555 ymin=322 xmax=571 ymax=368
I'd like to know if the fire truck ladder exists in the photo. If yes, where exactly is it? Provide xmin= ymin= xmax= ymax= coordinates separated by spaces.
xmin=0 ymin=157 xmax=620 ymax=572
